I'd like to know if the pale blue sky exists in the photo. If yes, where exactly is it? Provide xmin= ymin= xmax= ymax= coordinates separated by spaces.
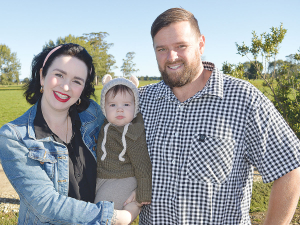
xmin=1 ymin=0 xmax=299 ymax=80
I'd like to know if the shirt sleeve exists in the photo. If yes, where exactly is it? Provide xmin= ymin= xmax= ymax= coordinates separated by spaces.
xmin=243 ymin=92 xmax=300 ymax=183
xmin=126 ymin=116 xmax=152 ymax=203
xmin=0 ymin=124 xmax=114 ymax=225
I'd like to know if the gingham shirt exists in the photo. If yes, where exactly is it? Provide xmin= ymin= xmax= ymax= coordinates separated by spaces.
xmin=138 ymin=62 xmax=300 ymax=225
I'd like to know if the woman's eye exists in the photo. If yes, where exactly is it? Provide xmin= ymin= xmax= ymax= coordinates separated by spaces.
xmin=74 ymin=80 xmax=82 ymax=85
xmin=55 ymin=73 xmax=63 ymax=78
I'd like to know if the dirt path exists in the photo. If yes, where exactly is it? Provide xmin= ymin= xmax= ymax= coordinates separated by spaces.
xmin=0 ymin=163 xmax=18 ymax=196
xmin=0 ymin=163 xmax=20 ymax=214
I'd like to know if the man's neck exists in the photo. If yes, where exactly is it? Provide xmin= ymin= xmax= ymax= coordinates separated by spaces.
xmin=172 ymin=68 xmax=212 ymax=102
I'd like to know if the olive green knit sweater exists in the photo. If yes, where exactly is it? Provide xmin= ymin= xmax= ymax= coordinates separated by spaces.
xmin=96 ymin=113 xmax=152 ymax=203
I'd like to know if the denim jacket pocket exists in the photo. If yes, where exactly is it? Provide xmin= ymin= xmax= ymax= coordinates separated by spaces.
xmin=186 ymin=133 xmax=235 ymax=184
xmin=28 ymin=148 xmax=57 ymax=179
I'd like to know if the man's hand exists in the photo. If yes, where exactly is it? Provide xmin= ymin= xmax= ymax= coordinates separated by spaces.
xmin=263 ymin=167 xmax=300 ymax=225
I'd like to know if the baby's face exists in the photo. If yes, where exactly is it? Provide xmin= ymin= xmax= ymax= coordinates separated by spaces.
xmin=105 ymin=90 xmax=135 ymax=126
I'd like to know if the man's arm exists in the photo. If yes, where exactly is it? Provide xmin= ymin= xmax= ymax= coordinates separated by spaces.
xmin=263 ymin=167 xmax=300 ymax=225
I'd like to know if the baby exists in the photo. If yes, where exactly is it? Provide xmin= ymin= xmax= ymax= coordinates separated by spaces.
xmin=95 ymin=75 xmax=152 ymax=219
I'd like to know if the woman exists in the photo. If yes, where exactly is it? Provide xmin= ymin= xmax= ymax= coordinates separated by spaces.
xmin=0 ymin=43 xmax=136 ymax=224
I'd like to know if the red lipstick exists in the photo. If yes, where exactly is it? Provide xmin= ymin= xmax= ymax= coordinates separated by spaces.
xmin=53 ymin=91 xmax=70 ymax=103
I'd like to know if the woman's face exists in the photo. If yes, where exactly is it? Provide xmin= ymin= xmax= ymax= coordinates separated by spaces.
xmin=40 ymin=55 xmax=88 ymax=113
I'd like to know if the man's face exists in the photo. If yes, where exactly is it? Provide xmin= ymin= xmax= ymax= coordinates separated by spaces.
xmin=153 ymin=21 xmax=205 ymax=88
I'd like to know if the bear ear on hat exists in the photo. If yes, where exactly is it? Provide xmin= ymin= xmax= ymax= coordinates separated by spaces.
xmin=102 ymin=74 xmax=112 ymax=85
xmin=129 ymin=75 xmax=139 ymax=88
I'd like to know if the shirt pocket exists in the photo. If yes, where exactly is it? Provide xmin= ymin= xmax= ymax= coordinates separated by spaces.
xmin=186 ymin=133 xmax=235 ymax=184
xmin=28 ymin=148 xmax=57 ymax=179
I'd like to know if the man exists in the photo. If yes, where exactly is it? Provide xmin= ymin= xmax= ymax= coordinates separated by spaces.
xmin=138 ymin=8 xmax=300 ymax=224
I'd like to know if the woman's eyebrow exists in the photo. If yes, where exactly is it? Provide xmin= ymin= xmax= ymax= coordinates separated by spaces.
xmin=52 ymin=68 xmax=67 ymax=74
xmin=74 ymin=76 xmax=86 ymax=82
xmin=53 ymin=69 xmax=85 ymax=82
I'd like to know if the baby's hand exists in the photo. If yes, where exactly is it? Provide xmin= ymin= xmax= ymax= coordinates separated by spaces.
xmin=141 ymin=202 xmax=151 ymax=205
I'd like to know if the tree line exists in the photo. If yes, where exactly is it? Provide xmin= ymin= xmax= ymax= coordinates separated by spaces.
xmin=222 ymin=23 xmax=300 ymax=138
xmin=0 ymin=32 xmax=140 ymax=85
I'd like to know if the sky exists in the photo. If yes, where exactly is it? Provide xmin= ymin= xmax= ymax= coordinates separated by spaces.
xmin=1 ymin=0 xmax=299 ymax=80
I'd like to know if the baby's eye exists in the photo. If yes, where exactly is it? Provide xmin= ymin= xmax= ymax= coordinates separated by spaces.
xmin=110 ymin=104 xmax=115 ymax=107
xmin=124 ymin=103 xmax=130 ymax=106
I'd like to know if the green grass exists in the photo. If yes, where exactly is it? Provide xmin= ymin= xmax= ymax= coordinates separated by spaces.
xmin=249 ymin=79 xmax=274 ymax=100
xmin=0 ymin=90 xmax=31 ymax=127
xmin=250 ymin=182 xmax=273 ymax=213
xmin=0 ymin=212 xmax=18 ymax=224
xmin=0 ymin=85 xmax=23 ymax=90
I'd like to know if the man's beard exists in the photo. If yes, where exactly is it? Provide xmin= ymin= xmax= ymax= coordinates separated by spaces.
xmin=159 ymin=51 xmax=201 ymax=88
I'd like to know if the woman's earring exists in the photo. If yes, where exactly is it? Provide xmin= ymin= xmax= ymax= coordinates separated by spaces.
xmin=40 ymin=86 xmax=44 ymax=93
xmin=76 ymin=98 xmax=81 ymax=105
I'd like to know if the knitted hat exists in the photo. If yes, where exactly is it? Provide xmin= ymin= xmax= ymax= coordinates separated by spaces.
xmin=100 ymin=74 xmax=139 ymax=118
xmin=100 ymin=74 xmax=140 ymax=162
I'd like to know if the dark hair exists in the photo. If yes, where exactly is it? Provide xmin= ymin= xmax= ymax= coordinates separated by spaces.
xmin=106 ymin=85 xmax=134 ymax=99
xmin=151 ymin=8 xmax=201 ymax=39
xmin=24 ymin=43 xmax=95 ymax=112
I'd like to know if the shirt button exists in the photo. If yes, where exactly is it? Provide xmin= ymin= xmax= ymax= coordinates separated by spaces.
xmin=172 ymin=160 xmax=176 ymax=164
xmin=174 ymin=132 xmax=179 ymax=137
xmin=40 ymin=161 xmax=44 ymax=165
xmin=77 ymin=174 xmax=80 ymax=177
xmin=93 ymin=147 xmax=96 ymax=151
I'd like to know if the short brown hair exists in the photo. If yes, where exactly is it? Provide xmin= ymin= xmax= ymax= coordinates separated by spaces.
xmin=151 ymin=8 xmax=201 ymax=39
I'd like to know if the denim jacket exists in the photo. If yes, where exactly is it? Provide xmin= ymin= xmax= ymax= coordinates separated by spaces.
xmin=0 ymin=100 xmax=114 ymax=224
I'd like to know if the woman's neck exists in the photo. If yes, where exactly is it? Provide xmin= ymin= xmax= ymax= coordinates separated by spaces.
xmin=40 ymin=99 xmax=71 ymax=143
xmin=40 ymin=103 xmax=69 ymax=127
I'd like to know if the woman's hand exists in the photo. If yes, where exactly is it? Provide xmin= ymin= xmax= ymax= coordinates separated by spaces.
xmin=111 ymin=210 xmax=132 ymax=225
xmin=123 ymin=189 xmax=141 ymax=207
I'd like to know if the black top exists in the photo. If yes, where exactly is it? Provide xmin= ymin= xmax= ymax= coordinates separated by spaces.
xmin=34 ymin=101 xmax=97 ymax=203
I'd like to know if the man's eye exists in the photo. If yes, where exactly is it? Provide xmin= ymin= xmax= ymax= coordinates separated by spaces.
xmin=178 ymin=45 xmax=186 ymax=49
xmin=158 ymin=48 xmax=166 ymax=52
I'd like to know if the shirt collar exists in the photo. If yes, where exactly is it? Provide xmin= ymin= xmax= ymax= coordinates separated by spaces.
xmin=34 ymin=100 xmax=53 ymax=140
xmin=154 ymin=61 xmax=223 ymax=101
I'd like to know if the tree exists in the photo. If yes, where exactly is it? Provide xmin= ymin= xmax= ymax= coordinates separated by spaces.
xmin=242 ymin=61 xmax=263 ymax=79
xmin=0 ymin=44 xmax=21 ymax=85
xmin=23 ymin=77 xmax=30 ymax=84
xmin=120 ymin=52 xmax=139 ymax=77
xmin=44 ymin=32 xmax=117 ymax=84
xmin=233 ymin=23 xmax=300 ymax=138
xmin=222 ymin=61 xmax=246 ymax=80
xmin=81 ymin=32 xmax=117 ymax=80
